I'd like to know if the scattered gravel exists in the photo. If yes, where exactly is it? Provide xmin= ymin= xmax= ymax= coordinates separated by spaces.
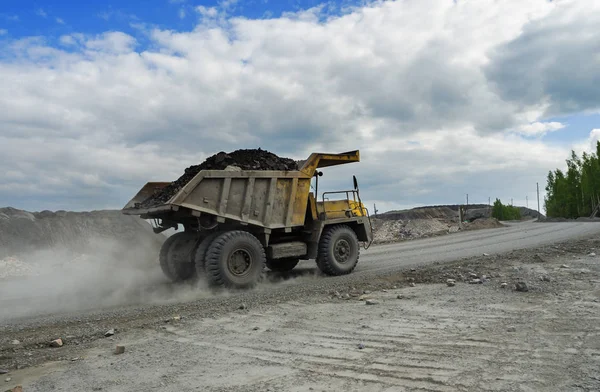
xmin=10 ymin=237 xmax=600 ymax=392
xmin=3 ymin=229 xmax=600 ymax=374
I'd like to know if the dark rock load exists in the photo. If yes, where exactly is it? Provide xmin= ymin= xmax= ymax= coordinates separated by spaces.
xmin=136 ymin=148 xmax=299 ymax=208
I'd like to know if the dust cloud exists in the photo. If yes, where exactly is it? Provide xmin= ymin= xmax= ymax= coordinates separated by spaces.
xmin=0 ymin=229 xmax=329 ymax=323
xmin=0 ymin=237 xmax=215 ymax=323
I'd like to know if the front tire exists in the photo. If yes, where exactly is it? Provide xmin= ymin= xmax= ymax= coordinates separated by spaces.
xmin=205 ymin=231 xmax=266 ymax=289
xmin=316 ymin=225 xmax=360 ymax=276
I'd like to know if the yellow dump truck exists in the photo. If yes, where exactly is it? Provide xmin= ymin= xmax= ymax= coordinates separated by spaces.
xmin=122 ymin=150 xmax=372 ymax=289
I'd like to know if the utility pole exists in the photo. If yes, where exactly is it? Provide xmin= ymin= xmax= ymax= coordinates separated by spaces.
xmin=537 ymin=182 xmax=540 ymax=218
xmin=373 ymin=203 xmax=378 ymax=217
xmin=466 ymin=194 xmax=469 ymax=209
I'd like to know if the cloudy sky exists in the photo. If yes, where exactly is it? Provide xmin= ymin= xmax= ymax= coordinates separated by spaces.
xmin=1 ymin=0 xmax=599 ymax=214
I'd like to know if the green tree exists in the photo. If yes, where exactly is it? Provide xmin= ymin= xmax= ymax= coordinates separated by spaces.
xmin=545 ymin=141 xmax=600 ymax=218
xmin=492 ymin=199 xmax=521 ymax=221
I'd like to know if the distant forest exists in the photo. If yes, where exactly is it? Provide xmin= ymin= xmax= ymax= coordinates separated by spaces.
xmin=545 ymin=142 xmax=600 ymax=218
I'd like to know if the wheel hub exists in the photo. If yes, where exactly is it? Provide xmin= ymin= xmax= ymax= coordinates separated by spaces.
xmin=228 ymin=249 xmax=252 ymax=276
xmin=334 ymin=239 xmax=351 ymax=263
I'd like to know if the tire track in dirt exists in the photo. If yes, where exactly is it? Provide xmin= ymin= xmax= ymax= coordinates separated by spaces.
xmin=152 ymin=291 xmax=600 ymax=391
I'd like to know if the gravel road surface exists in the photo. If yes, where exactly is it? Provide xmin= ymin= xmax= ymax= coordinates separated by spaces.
xmin=2 ymin=220 xmax=600 ymax=325
xmin=358 ymin=219 xmax=600 ymax=274
xmin=3 ymin=222 xmax=600 ymax=392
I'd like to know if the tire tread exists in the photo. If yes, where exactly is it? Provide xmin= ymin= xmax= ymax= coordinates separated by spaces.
xmin=159 ymin=234 xmax=180 ymax=281
xmin=205 ymin=231 xmax=266 ymax=289
xmin=166 ymin=232 xmax=198 ymax=282
xmin=317 ymin=224 xmax=360 ymax=276
xmin=194 ymin=231 xmax=223 ymax=276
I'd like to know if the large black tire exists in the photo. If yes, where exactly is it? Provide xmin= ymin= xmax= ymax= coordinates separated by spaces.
xmin=266 ymin=258 xmax=299 ymax=272
xmin=316 ymin=225 xmax=360 ymax=276
xmin=165 ymin=232 xmax=199 ymax=282
xmin=159 ymin=234 xmax=180 ymax=281
xmin=205 ymin=231 xmax=266 ymax=289
xmin=194 ymin=231 xmax=223 ymax=276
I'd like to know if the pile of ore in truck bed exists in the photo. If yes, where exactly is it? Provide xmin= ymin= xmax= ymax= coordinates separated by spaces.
xmin=135 ymin=148 xmax=299 ymax=209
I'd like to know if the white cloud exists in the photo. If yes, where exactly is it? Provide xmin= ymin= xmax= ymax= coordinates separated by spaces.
xmin=0 ymin=29 xmax=7 ymax=36
xmin=56 ymin=17 xmax=65 ymax=25
xmin=515 ymin=121 xmax=565 ymax=136
xmin=178 ymin=8 xmax=186 ymax=19
xmin=98 ymin=11 xmax=113 ymax=21
xmin=589 ymin=129 xmax=600 ymax=150
xmin=0 ymin=0 xmax=598 ymax=212
xmin=85 ymin=32 xmax=137 ymax=53
xmin=219 ymin=0 xmax=238 ymax=10
xmin=59 ymin=34 xmax=84 ymax=46
xmin=36 ymin=8 xmax=48 ymax=18
xmin=1 ymin=14 xmax=19 ymax=22
xmin=196 ymin=6 xmax=218 ymax=18
xmin=572 ymin=129 xmax=600 ymax=156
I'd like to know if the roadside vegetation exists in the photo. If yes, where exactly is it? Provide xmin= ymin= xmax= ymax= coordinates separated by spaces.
xmin=491 ymin=199 xmax=521 ymax=221
xmin=545 ymin=142 xmax=600 ymax=218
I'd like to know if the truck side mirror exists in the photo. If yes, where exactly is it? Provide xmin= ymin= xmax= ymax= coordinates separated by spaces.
xmin=353 ymin=175 xmax=358 ymax=190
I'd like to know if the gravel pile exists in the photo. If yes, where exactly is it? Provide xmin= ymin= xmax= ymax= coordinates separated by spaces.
xmin=462 ymin=217 xmax=505 ymax=230
xmin=136 ymin=148 xmax=298 ymax=208
xmin=371 ymin=218 xmax=458 ymax=243
xmin=0 ymin=208 xmax=164 ymax=259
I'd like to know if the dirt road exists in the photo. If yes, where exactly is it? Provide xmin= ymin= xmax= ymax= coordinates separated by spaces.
xmin=2 ymin=221 xmax=600 ymax=391
xmin=2 ymin=221 xmax=599 ymax=323
xmin=358 ymin=219 xmax=600 ymax=274
xmin=2 ymin=220 xmax=600 ymax=324
xmin=3 ymin=224 xmax=600 ymax=391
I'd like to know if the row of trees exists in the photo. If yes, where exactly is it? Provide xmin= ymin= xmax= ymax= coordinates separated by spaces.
xmin=545 ymin=142 xmax=600 ymax=218
xmin=491 ymin=199 xmax=521 ymax=221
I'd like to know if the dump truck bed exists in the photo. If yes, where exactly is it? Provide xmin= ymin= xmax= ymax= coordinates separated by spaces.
xmin=122 ymin=151 xmax=361 ymax=230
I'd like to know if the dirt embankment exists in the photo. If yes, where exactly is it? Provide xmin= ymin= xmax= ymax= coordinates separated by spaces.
xmin=371 ymin=217 xmax=459 ymax=243
xmin=371 ymin=206 xmax=504 ymax=243
xmin=0 ymin=208 xmax=166 ymax=309
xmin=465 ymin=205 xmax=542 ymax=221
xmin=376 ymin=206 xmax=458 ymax=221
xmin=0 ymin=207 xmax=164 ymax=261
xmin=380 ymin=204 xmax=542 ymax=222
xmin=461 ymin=217 xmax=505 ymax=230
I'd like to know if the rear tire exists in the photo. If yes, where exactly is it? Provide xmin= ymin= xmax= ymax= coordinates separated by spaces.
xmin=316 ymin=225 xmax=360 ymax=276
xmin=194 ymin=231 xmax=223 ymax=276
xmin=159 ymin=234 xmax=180 ymax=281
xmin=266 ymin=258 xmax=299 ymax=272
xmin=165 ymin=232 xmax=199 ymax=282
xmin=205 ymin=231 xmax=266 ymax=289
